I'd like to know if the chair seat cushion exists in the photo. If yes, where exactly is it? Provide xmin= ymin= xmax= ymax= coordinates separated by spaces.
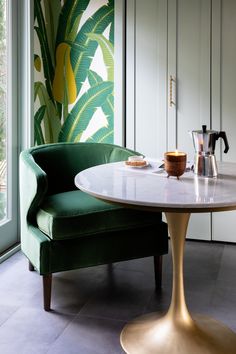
xmin=36 ymin=190 xmax=161 ymax=240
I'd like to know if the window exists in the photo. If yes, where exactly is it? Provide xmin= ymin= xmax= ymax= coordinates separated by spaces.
xmin=0 ymin=0 xmax=7 ymax=222
xmin=0 ymin=0 xmax=18 ymax=254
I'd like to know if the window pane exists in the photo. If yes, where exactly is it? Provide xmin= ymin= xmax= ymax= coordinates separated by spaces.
xmin=0 ymin=0 xmax=7 ymax=222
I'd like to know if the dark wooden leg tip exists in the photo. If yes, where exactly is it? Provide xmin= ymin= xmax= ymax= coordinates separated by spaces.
xmin=43 ymin=274 xmax=52 ymax=311
xmin=154 ymin=255 xmax=163 ymax=291
xmin=28 ymin=261 xmax=34 ymax=271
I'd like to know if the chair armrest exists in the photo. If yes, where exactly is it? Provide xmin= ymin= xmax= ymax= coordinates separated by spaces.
xmin=20 ymin=150 xmax=48 ymax=226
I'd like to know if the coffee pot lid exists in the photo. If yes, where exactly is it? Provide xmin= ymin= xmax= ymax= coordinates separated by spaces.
xmin=192 ymin=125 xmax=217 ymax=134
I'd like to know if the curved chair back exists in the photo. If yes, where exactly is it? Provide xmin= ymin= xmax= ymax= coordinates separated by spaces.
xmin=26 ymin=142 xmax=138 ymax=195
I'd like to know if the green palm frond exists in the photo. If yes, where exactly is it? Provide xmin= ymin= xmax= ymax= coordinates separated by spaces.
xmin=43 ymin=0 xmax=61 ymax=66
xmin=109 ymin=19 xmax=114 ymax=45
xmin=70 ymin=2 xmax=114 ymax=96
xmin=87 ymin=77 xmax=114 ymax=144
xmin=88 ymin=70 xmax=103 ymax=86
xmin=59 ymin=81 xmax=113 ymax=142
xmin=102 ymin=94 xmax=114 ymax=128
xmin=34 ymin=105 xmax=46 ymax=145
xmin=88 ymin=70 xmax=114 ymax=142
xmin=90 ymin=127 xmax=114 ymax=144
xmin=56 ymin=0 xmax=90 ymax=45
xmin=34 ymin=82 xmax=61 ymax=143
xmin=34 ymin=0 xmax=54 ymax=101
xmin=86 ymin=33 xmax=114 ymax=81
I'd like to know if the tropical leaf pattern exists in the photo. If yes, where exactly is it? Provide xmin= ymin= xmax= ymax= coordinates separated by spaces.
xmin=34 ymin=0 xmax=114 ymax=144
xmin=34 ymin=105 xmax=46 ymax=145
xmin=52 ymin=43 xmax=77 ymax=104
xmin=86 ymin=33 xmax=114 ymax=81
xmin=71 ymin=2 xmax=114 ymax=96
xmin=34 ymin=82 xmax=61 ymax=143
xmin=59 ymin=81 xmax=113 ymax=142
xmin=43 ymin=0 xmax=61 ymax=67
xmin=90 ymin=93 xmax=114 ymax=143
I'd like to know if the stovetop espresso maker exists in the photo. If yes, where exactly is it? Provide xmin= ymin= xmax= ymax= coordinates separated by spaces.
xmin=191 ymin=125 xmax=229 ymax=177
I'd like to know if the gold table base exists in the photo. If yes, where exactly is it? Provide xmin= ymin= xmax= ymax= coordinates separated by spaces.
xmin=121 ymin=313 xmax=236 ymax=354
xmin=120 ymin=213 xmax=236 ymax=354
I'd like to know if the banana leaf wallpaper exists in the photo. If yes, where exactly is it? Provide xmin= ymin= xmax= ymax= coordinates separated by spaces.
xmin=34 ymin=0 xmax=114 ymax=145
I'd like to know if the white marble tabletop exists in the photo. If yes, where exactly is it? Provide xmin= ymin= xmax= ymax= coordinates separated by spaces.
xmin=74 ymin=160 xmax=236 ymax=212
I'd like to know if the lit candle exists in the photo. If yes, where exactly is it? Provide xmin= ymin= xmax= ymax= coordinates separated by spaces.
xmin=164 ymin=150 xmax=187 ymax=179
xmin=166 ymin=150 xmax=186 ymax=157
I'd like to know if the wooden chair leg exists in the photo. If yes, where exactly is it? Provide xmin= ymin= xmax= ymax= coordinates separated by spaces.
xmin=28 ymin=261 xmax=34 ymax=271
xmin=154 ymin=255 xmax=163 ymax=290
xmin=43 ymin=274 xmax=52 ymax=311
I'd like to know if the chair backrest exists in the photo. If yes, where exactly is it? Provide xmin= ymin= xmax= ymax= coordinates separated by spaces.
xmin=28 ymin=142 xmax=139 ymax=195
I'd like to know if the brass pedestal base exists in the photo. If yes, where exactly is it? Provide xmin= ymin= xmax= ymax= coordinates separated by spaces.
xmin=121 ymin=313 xmax=236 ymax=354
xmin=120 ymin=212 xmax=236 ymax=353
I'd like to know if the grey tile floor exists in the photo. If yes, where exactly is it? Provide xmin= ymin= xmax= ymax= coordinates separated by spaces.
xmin=0 ymin=241 xmax=236 ymax=353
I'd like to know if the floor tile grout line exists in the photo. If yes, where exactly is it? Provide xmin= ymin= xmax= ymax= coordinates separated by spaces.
xmin=45 ymin=312 xmax=78 ymax=354
xmin=0 ymin=305 xmax=21 ymax=328
xmin=73 ymin=312 xmax=127 ymax=324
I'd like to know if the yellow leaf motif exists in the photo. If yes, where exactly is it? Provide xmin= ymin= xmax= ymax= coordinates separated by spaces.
xmin=34 ymin=55 xmax=41 ymax=72
xmin=52 ymin=43 xmax=77 ymax=104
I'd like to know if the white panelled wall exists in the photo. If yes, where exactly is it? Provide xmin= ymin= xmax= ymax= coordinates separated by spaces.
xmin=126 ymin=0 xmax=236 ymax=242
xmin=212 ymin=0 xmax=236 ymax=242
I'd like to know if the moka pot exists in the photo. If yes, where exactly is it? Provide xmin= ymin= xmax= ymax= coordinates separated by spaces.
xmin=191 ymin=125 xmax=229 ymax=177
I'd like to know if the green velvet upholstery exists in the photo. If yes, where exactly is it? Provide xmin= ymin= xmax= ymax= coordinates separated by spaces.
xmin=20 ymin=142 xmax=168 ymax=309
xmin=36 ymin=190 xmax=162 ymax=240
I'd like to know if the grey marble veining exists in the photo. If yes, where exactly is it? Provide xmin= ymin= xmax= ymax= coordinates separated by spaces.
xmin=75 ymin=161 xmax=236 ymax=212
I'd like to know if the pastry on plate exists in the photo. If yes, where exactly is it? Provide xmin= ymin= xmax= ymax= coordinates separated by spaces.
xmin=125 ymin=155 xmax=147 ymax=167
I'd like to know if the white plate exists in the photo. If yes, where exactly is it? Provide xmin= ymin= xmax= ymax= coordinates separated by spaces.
xmin=125 ymin=161 xmax=150 ymax=168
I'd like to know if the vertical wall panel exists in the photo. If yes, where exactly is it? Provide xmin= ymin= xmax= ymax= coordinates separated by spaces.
xmin=167 ymin=0 xmax=177 ymax=151
xmin=126 ymin=0 xmax=136 ymax=149
xmin=168 ymin=0 xmax=211 ymax=240
xmin=175 ymin=0 xmax=211 ymax=158
xmin=212 ymin=0 xmax=236 ymax=242
xmin=126 ymin=0 xmax=167 ymax=158
xmin=135 ymin=0 xmax=162 ymax=157
xmin=220 ymin=0 xmax=236 ymax=163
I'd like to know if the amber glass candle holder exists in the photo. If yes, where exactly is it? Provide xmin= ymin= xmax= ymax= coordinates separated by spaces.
xmin=164 ymin=151 xmax=187 ymax=179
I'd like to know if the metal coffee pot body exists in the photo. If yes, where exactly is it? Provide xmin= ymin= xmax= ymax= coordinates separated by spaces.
xmin=191 ymin=125 xmax=229 ymax=177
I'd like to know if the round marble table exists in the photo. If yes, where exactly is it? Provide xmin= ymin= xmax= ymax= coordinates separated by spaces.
xmin=75 ymin=161 xmax=236 ymax=354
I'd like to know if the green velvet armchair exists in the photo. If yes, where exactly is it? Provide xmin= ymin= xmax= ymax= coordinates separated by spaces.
xmin=19 ymin=142 xmax=168 ymax=311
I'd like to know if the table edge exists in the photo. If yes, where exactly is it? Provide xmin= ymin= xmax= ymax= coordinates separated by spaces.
xmin=77 ymin=183 xmax=236 ymax=213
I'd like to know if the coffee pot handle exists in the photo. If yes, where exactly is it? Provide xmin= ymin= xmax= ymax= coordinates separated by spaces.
xmin=217 ymin=131 xmax=229 ymax=153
